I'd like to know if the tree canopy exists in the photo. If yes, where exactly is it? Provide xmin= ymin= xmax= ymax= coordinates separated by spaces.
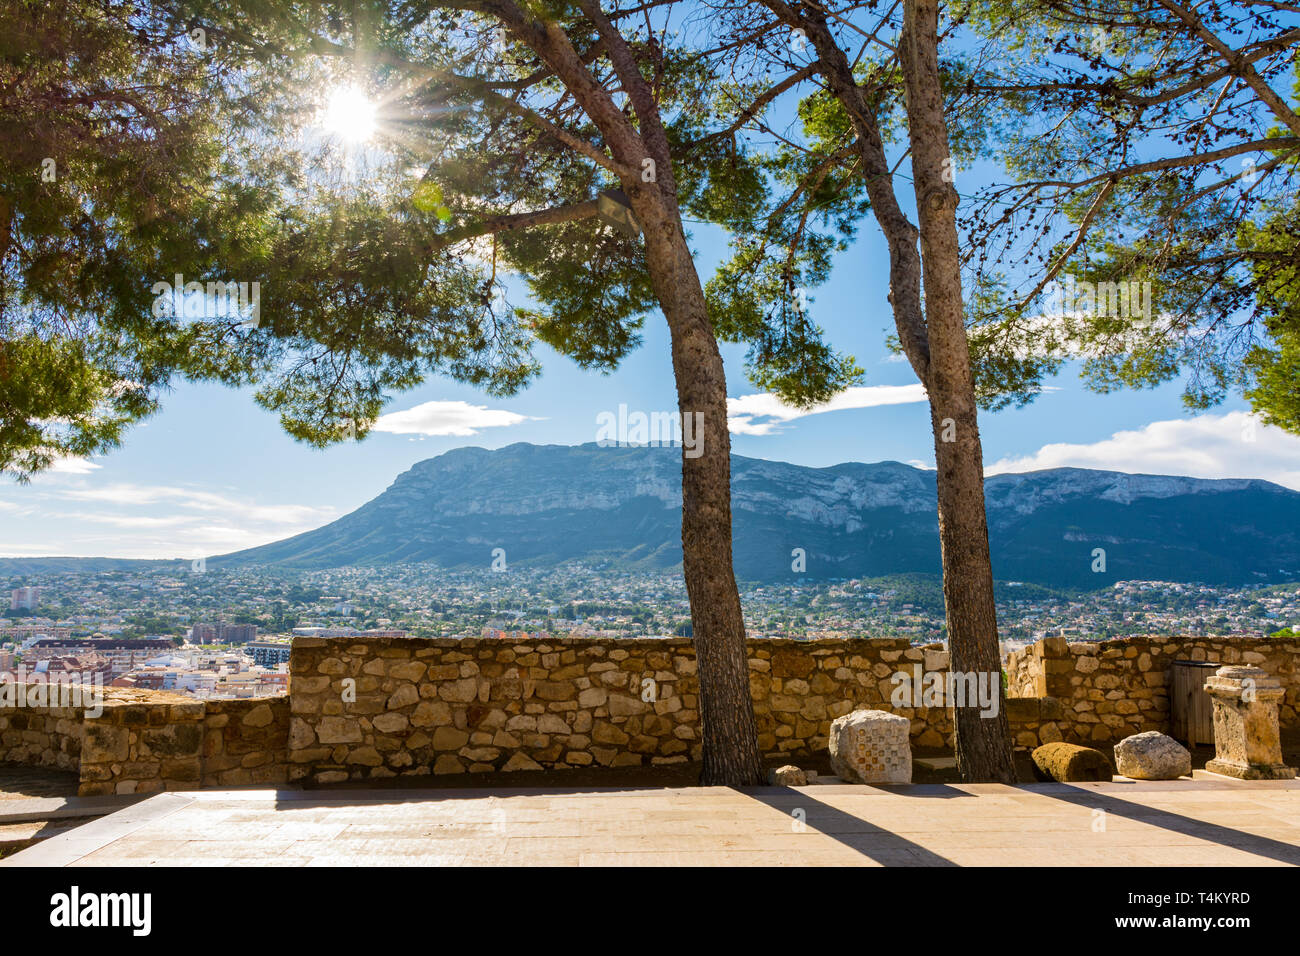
xmin=957 ymin=1 xmax=1300 ymax=422
xmin=1 ymin=0 xmax=869 ymax=480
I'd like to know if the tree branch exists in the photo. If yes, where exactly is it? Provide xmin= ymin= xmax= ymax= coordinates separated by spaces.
xmin=425 ymin=199 xmax=602 ymax=254
xmin=1014 ymin=179 xmax=1115 ymax=313
xmin=1155 ymin=0 xmax=1300 ymax=137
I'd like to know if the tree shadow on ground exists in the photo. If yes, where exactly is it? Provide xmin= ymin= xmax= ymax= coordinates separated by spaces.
xmin=743 ymin=787 xmax=960 ymax=865
xmin=1023 ymin=783 xmax=1300 ymax=865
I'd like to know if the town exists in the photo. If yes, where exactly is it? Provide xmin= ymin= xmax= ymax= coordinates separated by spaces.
xmin=3 ymin=567 xmax=1296 ymax=702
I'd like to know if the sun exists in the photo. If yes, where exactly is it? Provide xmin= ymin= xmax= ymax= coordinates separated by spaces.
xmin=320 ymin=85 xmax=378 ymax=143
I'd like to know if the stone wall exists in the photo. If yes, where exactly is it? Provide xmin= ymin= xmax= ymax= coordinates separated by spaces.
xmin=200 ymin=698 xmax=291 ymax=789
xmin=5 ymin=634 xmax=1296 ymax=792
xmin=1005 ymin=635 xmax=1300 ymax=745
xmin=0 ymin=702 xmax=81 ymax=773
xmin=1001 ymin=696 xmax=1069 ymax=750
xmin=0 ymin=684 xmax=288 ymax=795
xmin=287 ymin=634 xmax=971 ymax=784
xmin=79 ymin=692 xmax=206 ymax=796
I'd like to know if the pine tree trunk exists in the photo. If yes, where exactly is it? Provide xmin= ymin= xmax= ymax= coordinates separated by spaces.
xmin=788 ymin=0 xmax=1017 ymax=782
xmin=635 ymin=192 xmax=767 ymax=788
xmin=511 ymin=5 xmax=766 ymax=787
xmin=900 ymin=0 xmax=1017 ymax=783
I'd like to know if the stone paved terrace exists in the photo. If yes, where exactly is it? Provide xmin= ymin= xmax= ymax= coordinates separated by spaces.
xmin=3 ymin=773 xmax=1297 ymax=866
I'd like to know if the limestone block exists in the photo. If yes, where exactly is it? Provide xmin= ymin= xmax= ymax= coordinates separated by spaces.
xmin=1114 ymin=731 xmax=1190 ymax=780
xmin=1203 ymin=666 xmax=1296 ymax=780
xmin=768 ymin=765 xmax=808 ymax=786
xmin=387 ymin=685 xmax=419 ymax=709
xmin=432 ymin=726 xmax=469 ymax=750
xmin=828 ymin=709 xmax=911 ymax=784
xmin=241 ymin=704 xmax=274 ymax=728
xmin=316 ymin=715 xmax=363 ymax=745
xmin=502 ymin=752 xmax=543 ymax=772
xmin=81 ymin=723 xmax=129 ymax=764
xmin=1031 ymin=742 xmax=1113 ymax=782
xmin=372 ymin=712 xmax=409 ymax=734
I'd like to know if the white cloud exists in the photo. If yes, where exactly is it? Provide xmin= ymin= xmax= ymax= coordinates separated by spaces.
xmin=0 ymin=478 xmax=340 ymax=559
xmin=985 ymin=411 xmax=1300 ymax=490
xmin=727 ymin=384 xmax=927 ymax=436
xmin=55 ymin=512 xmax=197 ymax=530
xmin=373 ymin=400 xmax=538 ymax=437
xmin=47 ymin=456 xmax=101 ymax=475
xmin=0 ymin=518 xmax=322 ymax=560
xmin=60 ymin=484 xmax=208 ymax=507
xmin=54 ymin=483 xmax=332 ymax=526
xmin=0 ymin=542 xmax=74 ymax=556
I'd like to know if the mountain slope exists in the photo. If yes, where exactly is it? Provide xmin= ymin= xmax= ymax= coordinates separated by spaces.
xmin=212 ymin=443 xmax=1300 ymax=588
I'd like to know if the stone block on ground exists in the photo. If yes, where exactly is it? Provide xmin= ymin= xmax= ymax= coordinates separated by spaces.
xmin=768 ymin=765 xmax=807 ymax=786
xmin=1031 ymin=742 xmax=1113 ymax=782
xmin=828 ymin=709 xmax=911 ymax=784
xmin=1114 ymin=731 xmax=1191 ymax=780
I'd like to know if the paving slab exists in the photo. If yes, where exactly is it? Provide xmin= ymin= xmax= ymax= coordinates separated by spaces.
xmin=0 ymin=793 xmax=145 ymax=825
xmin=1 ymin=778 xmax=1296 ymax=867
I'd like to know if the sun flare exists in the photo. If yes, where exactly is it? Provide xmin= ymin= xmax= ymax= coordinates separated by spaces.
xmin=320 ymin=85 xmax=378 ymax=142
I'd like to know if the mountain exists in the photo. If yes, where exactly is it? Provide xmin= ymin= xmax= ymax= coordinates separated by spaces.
xmin=212 ymin=442 xmax=1300 ymax=588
